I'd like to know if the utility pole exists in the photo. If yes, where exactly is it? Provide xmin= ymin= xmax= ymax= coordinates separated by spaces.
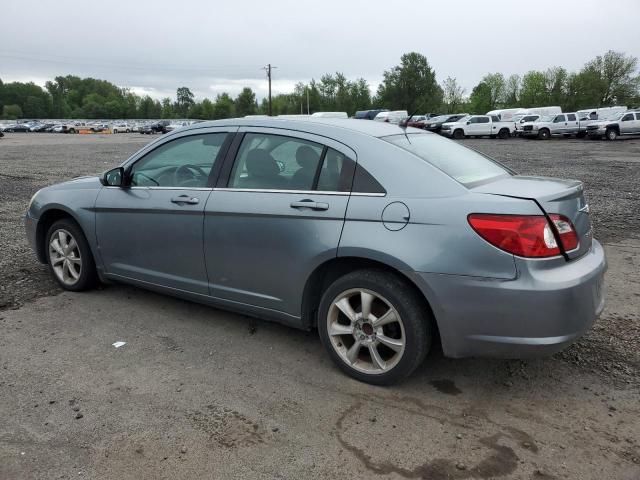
xmin=306 ymin=87 xmax=310 ymax=115
xmin=262 ymin=64 xmax=277 ymax=116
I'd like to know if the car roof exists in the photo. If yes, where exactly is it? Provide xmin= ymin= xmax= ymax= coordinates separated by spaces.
xmin=175 ymin=117 xmax=422 ymax=139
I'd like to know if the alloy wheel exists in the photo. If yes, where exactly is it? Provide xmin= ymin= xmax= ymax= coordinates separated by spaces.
xmin=49 ymin=229 xmax=82 ymax=286
xmin=326 ymin=288 xmax=406 ymax=375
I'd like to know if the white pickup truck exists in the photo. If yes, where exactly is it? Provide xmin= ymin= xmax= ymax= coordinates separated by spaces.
xmin=520 ymin=113 xmax=588 ymax=139
xmin=440 ymin=115 xmax=514 ymax=139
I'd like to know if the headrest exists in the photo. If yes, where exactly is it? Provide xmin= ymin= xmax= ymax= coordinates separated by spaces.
xmin=246 ymin=149 xmax=279 ymax=178
xmin=296 ymin=146 xmax=319 ymax=169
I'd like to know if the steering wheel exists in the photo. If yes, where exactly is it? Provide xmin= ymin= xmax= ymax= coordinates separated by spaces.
xmin=173 ymin=164 xmax=208 ymax=186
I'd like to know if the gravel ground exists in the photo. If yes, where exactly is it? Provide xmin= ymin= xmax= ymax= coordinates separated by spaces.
xmin=0 ymin=133 xmax=639 ymax=479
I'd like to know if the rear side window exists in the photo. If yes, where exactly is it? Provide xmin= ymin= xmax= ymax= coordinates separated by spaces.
xmin=382 ymin=133 xmax=511 ymax=187
xmin=227 ymin=133 xmax=356 ymax=192
xmin=567 ymin=114 xmax=576 ymax=121
xmin=636 ymin=113 xmax=640 ymax=120
xmin=490 ymin=116 xmax=500 ymax=122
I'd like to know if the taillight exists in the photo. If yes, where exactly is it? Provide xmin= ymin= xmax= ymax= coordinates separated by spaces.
xmin=549 ymin=214 xmax=579 ymax=251
xmin=468 ymin=214 xmax=578 ymax=258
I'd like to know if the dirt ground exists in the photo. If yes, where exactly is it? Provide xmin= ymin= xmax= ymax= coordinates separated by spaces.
xmin=0 ymin=133 xmax=638 ymax=479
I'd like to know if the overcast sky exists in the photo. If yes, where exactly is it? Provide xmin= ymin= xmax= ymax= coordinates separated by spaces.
xmin=1 ymin=0 xmax=639 ymax=101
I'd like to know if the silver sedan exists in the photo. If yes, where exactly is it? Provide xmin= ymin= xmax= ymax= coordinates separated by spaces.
xmin=25 ymin=118 xmax=606 ymax=384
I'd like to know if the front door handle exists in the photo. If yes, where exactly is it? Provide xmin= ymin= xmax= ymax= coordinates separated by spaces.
xmin=171 ymin=195 xmax=199 ymax=205
xmin=290 ymin=200 xmax=329 ymax=211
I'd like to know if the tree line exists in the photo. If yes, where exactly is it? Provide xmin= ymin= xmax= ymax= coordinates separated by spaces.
xmin=1 ymin=50 xmax=638 ymax=120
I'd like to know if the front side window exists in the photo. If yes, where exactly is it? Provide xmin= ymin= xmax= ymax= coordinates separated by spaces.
xmin=130 ymin=133 xmax=227 ymax=188
xmin=228 ymin=133 xmax=355 ymax=192
xmin=383 ymin=133 xmax=511 ymax=187
xmin=622 ymin=113 xmax=634 ymax=121
xmin=478 ymin=117 xmax=490 ymax=124
xmin=554 ymin=115 xmax=566 ymax=123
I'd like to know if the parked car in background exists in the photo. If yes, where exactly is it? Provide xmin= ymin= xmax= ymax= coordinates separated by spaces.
xmin=422 ymin=114 xmax=468 ymax=134
xmin=486 ymin=108 xmax=523 ymax=122
xmin=586 ymin=110 xmax=640 ymax=140
xmin=354 ymin=109 xmax=388 ymax=120
xmin=30 ymin=123 xmax=55 ymax=132
xmin=112 ymin=123 xmax=132 ymax=134
xmin=140 ymin=120 xmax=170 ymax=134
xmin=24 ymin=117 xmax=606 ymax=385
xmin=373 ymin=110 xmax=409 ymax=124
xmin=513 ymin=114 xmax=541 ymax=136
xmin=441 ymin=115 xmax=514 ymax=139
xmin=578 ymin=106 xmax=627 ymax=121
xmin=2 ymin=123 xmax=31 ymax=133
xmin=406 ymin=115 xmax=427 ymax=128
xmin=521 ymin=113 xmax=586 ymax=139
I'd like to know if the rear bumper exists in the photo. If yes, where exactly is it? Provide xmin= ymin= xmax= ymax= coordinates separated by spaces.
xmin=411 ymin=239 xmax=607 ymax=358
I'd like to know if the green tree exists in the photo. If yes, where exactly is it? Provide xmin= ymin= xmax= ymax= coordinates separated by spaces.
xmin=376 ymin=52 xmax=443 ymax=113
xmin=235 ymin=87 xmax=257 ymax=117
xmin=2 ymin=104 xmax=23 ymax=119
xmin=175 ymin=87 xmax=195 ymax=117
xmin=468 ymin=82 xmax=493 ymax=114
xmin=161 ymin=97 xmax=175 ymax=118
xmin=575 ymin=50 xmax=639 ymax=106
xmin=519 ymin=71 xmax=549 ymax=107
xmin=441 ymin=77 xmax=465 ymax=113
xmin=213 ymin=93 xmax=234 ymax=119
xmin=503 ymin=74 xmax=521 ymax=107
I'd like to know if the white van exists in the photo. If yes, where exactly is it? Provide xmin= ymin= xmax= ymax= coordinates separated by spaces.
xmin=373 ymin=110 xmax=409 ymax=124
xmin=310 ymin=112 xmax=348 ymax=119
xmin=577 ymin=106 xmax=627 ymax=121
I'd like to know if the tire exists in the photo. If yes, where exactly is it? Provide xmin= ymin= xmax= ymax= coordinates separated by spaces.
xmin=538 ymin=128 xmax=550 ymax=140
xmin=576 ymin=131 xmax=586 ymax=139
xmin=46 ymin=218 xmax=98 ymax=291
xmin=453 ymin=129 xmax=465 ymax=140
xmin=317 ymin=269 xmax=432 ymax=385
xmin=68 ymin=129 xmax=76 ymax=134
xmin=126 ymin=129 xmax=130 ymax=133
xmin=498 ymin=128 xmax=510 ymax=139
xmin=606 ymin=128 xmax=618 ymax=141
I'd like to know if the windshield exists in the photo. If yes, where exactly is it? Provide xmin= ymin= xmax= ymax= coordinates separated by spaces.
xmin=539 ymin=115 xmax=554 ymax=122
xmin=383 ymin=133 xmax=511 ymax=187
xmin=451 ymin=115 xmax=470 ymax=123
xmin=429 ymin=115 xmax=449 ymax=122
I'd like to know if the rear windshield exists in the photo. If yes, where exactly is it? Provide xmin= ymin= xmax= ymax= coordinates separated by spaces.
xmin=382 ymin=133 xmax=511 ymax=187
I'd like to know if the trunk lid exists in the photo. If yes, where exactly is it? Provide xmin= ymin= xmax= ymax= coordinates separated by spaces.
xmin=473 ymin=175 xmax=592 ymax=260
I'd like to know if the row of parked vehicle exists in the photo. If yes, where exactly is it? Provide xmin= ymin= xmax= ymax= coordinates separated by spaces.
xmin=0 ymin=119 xmax=195 ymax=135
xmin=353 ymin=106 xmax=639 ymax=141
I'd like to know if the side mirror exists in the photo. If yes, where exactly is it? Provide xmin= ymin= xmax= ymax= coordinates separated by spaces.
xmin=101 ymin=167 xmax=125 ymax=186
xmin=276 ymin=160 xmax=285 ymax=173
xmin=466 ymin=121 xmax=471 ymax=125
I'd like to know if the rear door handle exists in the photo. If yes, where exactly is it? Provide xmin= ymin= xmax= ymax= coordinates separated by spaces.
xmin=171 ymin=195 xmax=199 ymax=205
xmin=290 ymin=200 xmax=329 ymax=211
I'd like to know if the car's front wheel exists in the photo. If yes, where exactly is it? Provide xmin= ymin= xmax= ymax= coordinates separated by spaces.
xmin=46 ymin=219 xmax=98 ymax=291
xmin=318 ymin=269 xmax=431 ymax=385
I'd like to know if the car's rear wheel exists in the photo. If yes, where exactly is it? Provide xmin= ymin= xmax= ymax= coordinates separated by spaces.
xmin=606 ymin=128 xmax=618 ymax=141
xmin=46 ymin=219 xmax=98 ymax=291
xmin=318 ymin=269 xmax=431 ymax=385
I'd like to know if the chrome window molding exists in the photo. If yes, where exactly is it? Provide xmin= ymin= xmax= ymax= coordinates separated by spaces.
xmin=105 ymin=186 xmax=386 ymax=197
xmin=213 ymin=187 xmax=386 ymax=197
